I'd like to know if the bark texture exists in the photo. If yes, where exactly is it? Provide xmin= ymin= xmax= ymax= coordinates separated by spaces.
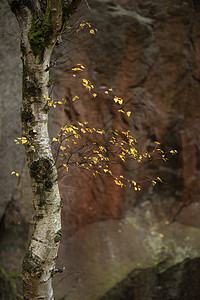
xmin=12 ymin=4 xmax=61 ymax=299
xmin=7 ymin=0 xmax=81 ymax=298
xmin=21 ymin=48 xmax=61 ymax=298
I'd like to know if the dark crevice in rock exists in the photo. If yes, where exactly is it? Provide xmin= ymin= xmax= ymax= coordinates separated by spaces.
xmin=100 ymin=257 xmax=200 ymax=300
xmin=193 ymin=0 xmax=200 ymax=11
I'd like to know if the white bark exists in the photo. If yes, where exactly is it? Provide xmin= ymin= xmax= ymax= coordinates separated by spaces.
xmin=8 ymin=0 xmax=83 ymax=298
xmin=21 ymin=53 xmax=62 ymax=299
xmin=10 ymin=3 xmax=62 ymax=299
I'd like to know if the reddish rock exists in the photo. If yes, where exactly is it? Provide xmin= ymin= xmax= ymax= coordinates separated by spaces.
xmin=50 ymin=0 xmax=200 ymax=237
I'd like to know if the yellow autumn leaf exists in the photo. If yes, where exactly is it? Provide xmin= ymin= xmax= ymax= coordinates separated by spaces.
xmin=60 ymin=146 xmax=66 ymax=150
xmin=72 ymin=67 xmax=83 ymax=71
xmin=157 ymin=177 xmax=162 ymax=182
xmin=157 ymin=149 xmax=164 ymax=153
xmin=90 ymin=29 xmax=95 ymax=34
xmin=48 ymin=100 xmax=54 ymax=107
xmin=30 ymin=146 xmax=35 ymax=152
xmin=113 ymin=96 xmax=118 ymax=103
xmin=72 ymin=95 xmax=79 ymax=102
xmin=127 ymin=111 xmax=131 ymax=117
xmin=52 ymin=137 xmax=58 ymax=142
xmin=170 ymin=150 xmax=177 ymax=155
xmin=82 ymin=79 xmax=88 ymax=84
xmin=93 ymin=93 xmax=97 ymax=97
xmin=114 ymin=179 xmax=123 ymax=187
xmin=92 ymin=157 xmax=98 ymax=164
xmin=77 ymin=64 xmax=85 ymax=69
xmin=114 ymin=96 xmax=123 ymax=105
xmin=82 ymin=79 xmax=94 ymax=91
xmin=99 ymin=146 xmax=106 ymax=152
xmin=80 ymin=23 xmax=85 ymax=28
xmin=63 ymin=164 xmax=68 ymax=171
xmin=21 ymin=137 xmax=27 ymax=144
xmin=119 ymin=155 xmax=125 ymax=162
xmin=11 ymin=171 xmax=19 ymax=176
xmin=84 ymin=84 xmax=91 ymax=91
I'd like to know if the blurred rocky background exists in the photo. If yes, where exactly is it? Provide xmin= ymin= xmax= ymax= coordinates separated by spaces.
xmin=1 ymin=0 xmax=200 ymax=299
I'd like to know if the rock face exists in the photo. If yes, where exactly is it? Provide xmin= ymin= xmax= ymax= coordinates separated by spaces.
xmin=51 ymin=0 xmax=200 ymax=234
xmin=100 ymin=257 xmax=200 ymax=300
xmin=0 ymin=2 xmax=33 ymax=297
xmin=0 ymin=0 xmax=24 ymax=220
xmin=0 ymin=0 xmax=200 ymax=299
xmin=52 ymin=0 xmax=200 ymax=298
xmin=54 ymin=204 xmax=200 ymax=300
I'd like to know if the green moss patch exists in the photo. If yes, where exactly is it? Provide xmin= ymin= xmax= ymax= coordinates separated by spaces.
xmin=28 ymin=10 xmax=53 ymax=56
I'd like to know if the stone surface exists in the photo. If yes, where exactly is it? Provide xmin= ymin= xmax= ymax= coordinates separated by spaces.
xmin=54 ymin=204 xmax=200 ymax=300
xmin=52 ymin=0 xmax=200 ymax=298
xmin=51 ymin=0 xmax=200 ymax=236
xmin=0 ymin=2 xmax=33 ymax=294
xmin=100 ymin=257 xmax=200 ymax=300
xmin=0 ymin=0 xmax=24 ymax=220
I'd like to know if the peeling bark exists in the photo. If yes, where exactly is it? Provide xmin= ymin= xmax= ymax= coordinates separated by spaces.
xmin=7 ymin=0 xmax=82 ymax=298
xmin=21 ymin=25 xmax=61 ymax=300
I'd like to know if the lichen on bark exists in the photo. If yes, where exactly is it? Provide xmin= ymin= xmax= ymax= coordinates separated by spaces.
xmin=21 ymin=105 xmax=34 ymax=123
xmin=22 ymin=250 xmax=43 ymax=279
xmin=30 ymin=158 xmax=53 ymax=185
xmin=54 ymin=229 xmax=62 ymax=243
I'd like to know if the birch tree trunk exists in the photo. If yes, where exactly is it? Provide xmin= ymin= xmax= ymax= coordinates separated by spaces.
xmin=21 ymin=48 xmax=61 ymax=299
xmin=8 ymin=0 xmax=81 ymax=298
